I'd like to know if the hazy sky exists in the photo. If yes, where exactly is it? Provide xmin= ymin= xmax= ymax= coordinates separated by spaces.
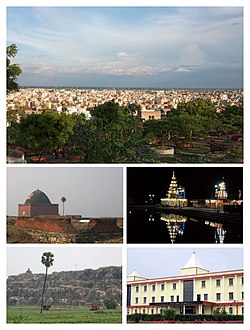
xmin=7 ymin=246 xmax=122 ymax=276
xmin=7 ymin=166 xmax=123 ymax=217
xmin=127 ymin=247 xmax=243 ymax=278
xmin=6 ymin=6 xmax=243 ymax=88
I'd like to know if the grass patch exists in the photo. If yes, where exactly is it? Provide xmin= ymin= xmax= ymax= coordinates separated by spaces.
xmin=7 ymin=306 xmax=122 ymax=323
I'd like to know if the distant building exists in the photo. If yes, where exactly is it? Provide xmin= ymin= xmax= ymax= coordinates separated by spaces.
xmin=127 ymin=252 xmax=244 ymax=316
xmin=18 ymin=189 xmax=59 ymax=217
xmin=138 ymin=109 xmax=161 ymax=120
xmin=161 ymin=171 xmax=188 ymax=207
xmin=26 ymin=268 xmax=32 ymax=274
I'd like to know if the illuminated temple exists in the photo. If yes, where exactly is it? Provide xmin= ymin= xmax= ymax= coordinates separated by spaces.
xmin=161 ymin=171 xmax=188 ymax=207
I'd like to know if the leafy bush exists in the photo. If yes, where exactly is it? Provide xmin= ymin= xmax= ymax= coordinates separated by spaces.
xmin=103 ymin=299 xmax=117 ymax=309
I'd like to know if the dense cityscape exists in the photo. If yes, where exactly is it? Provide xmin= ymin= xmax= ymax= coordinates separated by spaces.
xmin=7 ymin=88 xmax=243 ymax=118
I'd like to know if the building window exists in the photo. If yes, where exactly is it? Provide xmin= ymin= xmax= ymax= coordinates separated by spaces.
xmin=242 ymin=307 xmax=244 ymax=314
xmin=229 ymin=292 xmax=234 ymax=300
xmin=135 ymin=297 xmax=138 ymax=304
xmin=161 ymin=284 xmax=165 ymax=291
xmin=152 ymin=297 xmax=155 ymax=303
xmin=183 ymin=280 xmax=193 ymax=302
xmin=135 ymin=309 xmax=137 ymax=314
xmin=160 ymin=309 xmax=163 ymax=314
xmin=241 ymin=277 xmax=244 ymax=285
xmin=229 ymin=307 xmax=233 ymax=314
xmin=144 ymin=285 xmax=147 ymax=292
xmin=241 ymin=292 xmax=244 ymax=300
xmin=204 ymin=294 xmax=208 ymax=301
xmin=216 ymin=293 xmax=221 ymax=301
xmin=216 ymin=279 xmax=221 ymax=287
xmin=135 ymin=286 xmax=139 ymax=293
xmin=142 ymin=309 xmax=146 ymax=314
xmin=151 ymin=309 xmax=154 ymax=315
xmin=171 ymin=295 xmax=174 ymax=302
xmin=152 ymin=284 xmax=156 ymax=291
xmin=228 ymin=278 xmax=234 ymax=286
xmin=201 ymin=280 xmax=206 ymax=288
xmin=161 ymin=296 xmax=164 ymax=303
xmin=173 ymin=283 xmax=176 ymax=290
xmin=143 ymin=297 xmax=147 ymax=304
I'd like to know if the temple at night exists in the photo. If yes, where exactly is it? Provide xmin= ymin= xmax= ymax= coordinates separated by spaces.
xmin=161 ymin=171 xmax=188 ymax=207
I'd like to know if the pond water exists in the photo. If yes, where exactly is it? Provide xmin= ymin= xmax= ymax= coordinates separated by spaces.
xmin=127 ymin=209 xmax=242 ymax=244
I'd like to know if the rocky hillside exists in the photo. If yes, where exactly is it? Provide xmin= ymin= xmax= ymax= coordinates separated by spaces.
xmin=7 ymin=266 xmax=122 ymax=307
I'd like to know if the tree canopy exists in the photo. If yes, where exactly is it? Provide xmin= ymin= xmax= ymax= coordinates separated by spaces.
xmin=75 ymin=101 xmax=145 ymax=162
xmin=143 ymin=99 xmax=242 ymax=146
xmin=7 ymin=44 xmax=22 ymax=93
xmin=9 ymin=111 xmax=76 ymax=160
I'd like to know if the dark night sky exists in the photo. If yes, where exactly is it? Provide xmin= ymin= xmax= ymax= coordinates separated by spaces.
xmin=127 ymin=167 xmax=243 ymax=204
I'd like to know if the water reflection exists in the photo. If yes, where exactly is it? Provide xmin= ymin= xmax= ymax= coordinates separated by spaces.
xmin=160 ymin=213 xmax=187 ymax=244
xmin=204 ymin=220 xmax=226 ymax=244
xmin=127 ymin=209 xmax=242 ymax=244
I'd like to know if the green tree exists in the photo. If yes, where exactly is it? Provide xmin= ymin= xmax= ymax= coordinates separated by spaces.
xmin=172 ymin=98 xmax=217 ymax=141
xmin=143 ymin=99 xmax=218 ymax=147
xmin=216 ymin=105 xmax=243 ymax=141
xmin=7 ymin=44 xmax=22 ymax=93
xmin=103 ymin=299 xmax=117 ymax=309
xmin=163 ymin=307 xmax=176 ymax=320
xmin=143 ymin=115 xmax=184 ymax=147
xmin=40 ymin=252 xmax=54 ymax=314
xmin=76 ymin=101 xmax=144 ymax=163
xmin=9 ymin=111 xmax=76 ymax=161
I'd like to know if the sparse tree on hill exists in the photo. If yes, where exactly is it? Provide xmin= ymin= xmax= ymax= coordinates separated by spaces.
xmin=40 ymin=252 xmax=54 ymax=314
xmin=6 ymin=44 xmax=22 ymax=93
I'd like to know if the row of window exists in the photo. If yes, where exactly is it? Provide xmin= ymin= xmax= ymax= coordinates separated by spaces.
xmin=134 ymin=291 xmax=244 ymax=304
xmin=135 ymin=276 xmax=243 ymax=292
xmin=130 ymin=306 xmax=244 ymax=315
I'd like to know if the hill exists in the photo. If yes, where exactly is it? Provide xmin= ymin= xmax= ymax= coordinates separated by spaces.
xmin=7 ymin=266 xmax=122 ymax=307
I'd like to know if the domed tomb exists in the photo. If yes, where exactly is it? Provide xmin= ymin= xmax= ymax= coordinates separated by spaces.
xmin=25 ymin=189 xmax=52 ymax=205
xmin=18 ymin=189 xmax=59 ymax=217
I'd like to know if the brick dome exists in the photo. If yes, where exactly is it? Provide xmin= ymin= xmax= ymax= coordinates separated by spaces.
xmin=24 ymin=189 xmax=52 ymax=205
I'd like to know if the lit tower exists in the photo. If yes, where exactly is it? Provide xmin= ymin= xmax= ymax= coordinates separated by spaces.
xmin=167 ymin=171 xmax=178 ymax=198
xmin=215 ymin=177 xmax=228 ymax=200
xmin=161 ymin=171 xmax=188 ymax=207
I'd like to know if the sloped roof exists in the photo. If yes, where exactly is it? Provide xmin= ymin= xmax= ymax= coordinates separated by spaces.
xmin=182 ymin=251 xmax=207 ymax=270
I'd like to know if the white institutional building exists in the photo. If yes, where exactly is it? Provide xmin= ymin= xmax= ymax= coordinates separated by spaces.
xmin=127 ymin=252 xmax=244 ymax=316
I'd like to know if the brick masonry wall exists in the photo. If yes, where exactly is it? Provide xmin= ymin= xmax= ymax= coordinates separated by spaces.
xmin=18 ymin=204 xmax=58 ymax=217
xmin=15 ymin=217 xmax=73 ymax=233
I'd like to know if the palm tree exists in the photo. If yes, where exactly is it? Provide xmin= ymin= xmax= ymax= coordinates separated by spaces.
xmin=61 ymin=197 xmax=66 ymax=216
xmin=40 ymin=252 xmax=54 ymax=314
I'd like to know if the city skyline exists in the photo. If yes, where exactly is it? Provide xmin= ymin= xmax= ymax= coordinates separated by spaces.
xmin=7 ymin=6 xmax=243 ymax=88
xmin=7 ymin=167 xmax=123 ymax=217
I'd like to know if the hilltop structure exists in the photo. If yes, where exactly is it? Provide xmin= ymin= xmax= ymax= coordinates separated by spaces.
xmin=161 ymin=171 xmax=188 ymax=207
xmin=127 ymin=251 xmax=244 ymax=316
xmin=18 ymin=189 xmax=59 ymax=217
